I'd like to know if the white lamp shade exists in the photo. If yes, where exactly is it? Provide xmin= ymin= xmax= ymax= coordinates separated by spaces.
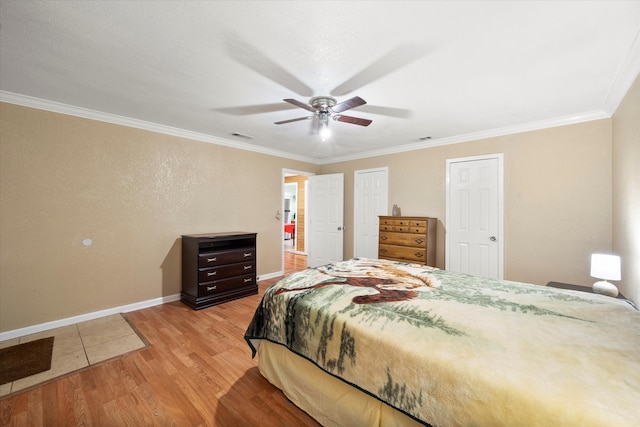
xmin=590 ymin=254 xmax=621 ymax=281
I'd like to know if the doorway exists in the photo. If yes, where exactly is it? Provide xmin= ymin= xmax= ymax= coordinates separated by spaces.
xmin=282 ymin=169 xmax=313 ymax=271
xmin=283 ymin=181 xmax=298 ymax=253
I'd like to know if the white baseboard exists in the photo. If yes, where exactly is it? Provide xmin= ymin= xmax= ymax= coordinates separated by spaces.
xmin=1 ymin=270 xmax=289 ymax=342
xmin=258 ymin=270 xmax=284 ymax=281
xmin=0 ymin=293 xmax=182 ymax=342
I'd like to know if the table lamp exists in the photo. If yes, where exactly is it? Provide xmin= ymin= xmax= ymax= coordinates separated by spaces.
xmin=590 ymin=254 xmax=621 ymax=297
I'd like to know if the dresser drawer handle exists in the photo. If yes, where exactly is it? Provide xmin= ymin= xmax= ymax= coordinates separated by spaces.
xmin=244 ymin=265 xmax=252 ymax=270
xmin=244 ymin=278 xmax=253 ymax=283
xmin=206 ymin=257 xmax=217 ymax=262
xmin=207 ymin=285 xmax=217 ymax=291
xmin=380 ymin=236 xmax=387 ymax=240
xmin=415 ymin=252 xmax=424 ymax=258
xmin=414 ymin=238 xmax=425 ymax=244
xmin=379 ymin=248 xmax=387 ymax=254
xmin=244 ymin=252 xmax=253 ymax=257
xmin=207 ymin=271 xmax=217 ymax=276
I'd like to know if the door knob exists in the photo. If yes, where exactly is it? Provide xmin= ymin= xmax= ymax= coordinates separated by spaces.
xmin=338 ymin=226 xmax=342 ymax=231
xmin=489 ymin=236 xmax=497 ymax=241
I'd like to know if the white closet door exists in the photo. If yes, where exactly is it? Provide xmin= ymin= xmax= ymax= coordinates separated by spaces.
xmin=446 ymin=155 xmax=503 ymax=279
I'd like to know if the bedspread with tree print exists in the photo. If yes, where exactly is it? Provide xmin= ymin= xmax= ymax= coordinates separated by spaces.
xmin=245 ymin=258 xmax=640 ymax=427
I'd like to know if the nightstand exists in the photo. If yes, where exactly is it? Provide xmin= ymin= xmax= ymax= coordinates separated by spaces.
xmin=546 ymin=281 xmax=627 ymax=299
xmin=546 ymin=281 xmax=637 ymax=310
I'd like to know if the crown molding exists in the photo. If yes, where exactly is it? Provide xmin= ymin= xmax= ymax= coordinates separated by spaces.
xmin=2 ymin=91 xmax=610 ymax=166
xmin=604 ymin=26 xmax=640 ymax=115
xmin=0 ymin=91 xmax=317 ymax=164
xmin=317 ymin=110 xmax=610 ymax=164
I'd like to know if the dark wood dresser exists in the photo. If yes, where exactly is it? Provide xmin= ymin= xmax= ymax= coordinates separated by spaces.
xmin=378 ymin=216 xmax=436 ymax=266
xmin=181 ymin=232 xmax=257 ymax=310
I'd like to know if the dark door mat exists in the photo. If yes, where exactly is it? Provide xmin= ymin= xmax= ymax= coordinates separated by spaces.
xmin=0 ymin=336 xmax=55 ymax=384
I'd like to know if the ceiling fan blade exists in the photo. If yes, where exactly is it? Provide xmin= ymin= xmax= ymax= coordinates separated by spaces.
xmin=330 ymin=44 xmax=432 ymax=96
xmin=284 ymin=98 xmax=317 ymax=113
xmin=357 ymin=104 xmax=412 ymax=119
xmin=274 ymin=116 xmax=312 ymax=125
xmin=226 ymin=33 xmax=313 ymax=97
xmin=334 ymin=115 xmax=373 ymax=127
xmin=215 ymin=103 xmax=296 ymax=116
xmin=332 ymin=96 xmax=367 ymax=114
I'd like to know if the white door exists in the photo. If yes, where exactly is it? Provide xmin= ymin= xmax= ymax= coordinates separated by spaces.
xmin=354 ymin=168 xmax=388 ymax=259
xmin=446 ymin=154 xmax=503 ymax=279
xmin=307 ymin=173 xmax=344 ymax=268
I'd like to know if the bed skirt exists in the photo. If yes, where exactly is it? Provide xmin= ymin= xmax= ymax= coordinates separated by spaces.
xmin=257 ymin=339 xmax=425 ymax=427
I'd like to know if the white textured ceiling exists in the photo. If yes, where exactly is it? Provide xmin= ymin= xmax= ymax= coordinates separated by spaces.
xmin=1 ymin=1 xmax=639 ymax=163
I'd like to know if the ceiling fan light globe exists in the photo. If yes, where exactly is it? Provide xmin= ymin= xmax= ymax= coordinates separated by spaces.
xmin=320 ymin=127 xmax=331 ymax=141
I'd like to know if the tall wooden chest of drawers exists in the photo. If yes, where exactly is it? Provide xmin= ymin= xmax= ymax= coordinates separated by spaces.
xmin=181 ymin=232 xmax=257 ymax=310
xmin=378 ymin=216 xmax=436 ymax=266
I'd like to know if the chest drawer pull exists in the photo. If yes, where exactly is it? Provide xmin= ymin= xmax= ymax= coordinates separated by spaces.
xmin=207 ymin=285 xmax=217 ymax=291
xmin=414 ymin=252 xmax=424 ymax=258
xmin=207 ymin=257 xmax=217 ymax=262
xmin=244 ymin=278 xmax=253 ymax=283
xmin=414 ymin=238 xmax=425 ymax=244
xmin=207 ymin=271 xmax=217 ymax=276
xmin=244 ymin=252 xmax=253 ymax=257
xmin=244 ymin=265 xmax=252 ymax=270
xmin=380 ymin=235 xmax=388 ymax=240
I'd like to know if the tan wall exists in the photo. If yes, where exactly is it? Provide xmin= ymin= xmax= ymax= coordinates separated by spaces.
xmin=612 ymin=73 xmax=640 ymax=303
xmin=320 ymin=119 xmax=613 ymax=287
xmin=0 ymin=103 xmax=319 ymax=332
xmin=1 ymin=99 xmax=629 ymax=333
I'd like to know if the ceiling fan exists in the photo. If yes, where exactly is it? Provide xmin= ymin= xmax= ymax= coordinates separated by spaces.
xmin=220 ymin=39 xmax=425 ymax=125
xmin=274 ymin=96 xmax=372 ymax=138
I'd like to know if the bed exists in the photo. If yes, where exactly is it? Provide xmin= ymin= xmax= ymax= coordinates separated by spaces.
xmin=244 ymin=258 xmax=640 ymax=427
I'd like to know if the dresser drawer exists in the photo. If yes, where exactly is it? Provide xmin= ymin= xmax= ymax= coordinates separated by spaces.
xmin=379 ymin=223 xmax=395 ymax=232
xmin=198 ymin=248 xmax=255 ymax=267
xmin=408 ymin=220 xmax=427 ymax=228
xmin=379 ymin=222 xmax=426 ymax=233
xmin=393 ymin=225 xmax=427 ymax=234
xmin=198 ymin=261 xmax=255 ymax=282
xmin=199 ymin=274 xmax=255 ymax=297
xmin=379 ymin=244 xmax=427 ymax=262
xmin=379 ymin=232 xmax=427 ymax=247
xmin=380 ymin=218 xmax=412 ymax=227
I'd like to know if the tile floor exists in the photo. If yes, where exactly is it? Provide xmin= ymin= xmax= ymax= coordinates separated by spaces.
xmin=0 ymin=313 xmax=147 ymax=397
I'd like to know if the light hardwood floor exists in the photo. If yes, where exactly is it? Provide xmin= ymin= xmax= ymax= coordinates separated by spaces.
xmin=0 ymin=253 xmax=320 ymax=426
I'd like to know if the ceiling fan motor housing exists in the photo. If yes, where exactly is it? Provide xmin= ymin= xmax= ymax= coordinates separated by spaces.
xmin=310 ymin=96 xmax=337 ymax=112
